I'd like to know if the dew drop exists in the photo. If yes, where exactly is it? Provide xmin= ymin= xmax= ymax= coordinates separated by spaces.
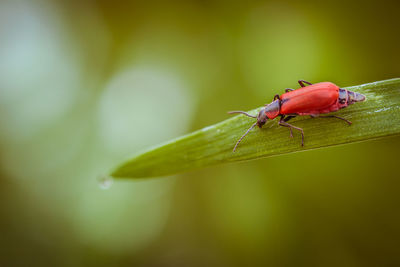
xmin=98 ymin=175 xmax=114 ymax=190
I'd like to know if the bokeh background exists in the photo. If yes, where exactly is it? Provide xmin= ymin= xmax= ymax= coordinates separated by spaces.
xmin=1 ymin=0 xmax=400 ymax=266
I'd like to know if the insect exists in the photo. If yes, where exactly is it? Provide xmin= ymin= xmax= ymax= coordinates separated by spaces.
xmin=228 ymin=80 xmax=366 ymax=152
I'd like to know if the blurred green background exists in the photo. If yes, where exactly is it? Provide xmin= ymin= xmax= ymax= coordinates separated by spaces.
xmin=1 ymin=0 xmax=400 ymax=266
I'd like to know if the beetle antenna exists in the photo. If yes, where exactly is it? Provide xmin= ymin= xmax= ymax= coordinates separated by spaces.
xmin=228 ymin=111 xmax=257 ymax=118
xmin=233 ymin=122 xmax=257 ymax=152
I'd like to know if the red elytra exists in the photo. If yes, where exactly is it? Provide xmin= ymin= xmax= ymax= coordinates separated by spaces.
xmin=229 ymin=80 xmax=366 ymax=152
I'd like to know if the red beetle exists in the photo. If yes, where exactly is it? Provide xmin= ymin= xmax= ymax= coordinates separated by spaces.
xmin=229 ymin=80 xmax=366 ymax=152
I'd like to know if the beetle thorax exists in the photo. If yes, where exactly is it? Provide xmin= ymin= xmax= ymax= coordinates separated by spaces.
xmin=264 ymin=100 xmax=280 ymax=119
xmin=257 ymin=100 xmax=280 ymax=128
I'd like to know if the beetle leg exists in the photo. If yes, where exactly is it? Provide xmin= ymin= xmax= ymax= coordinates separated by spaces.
xmin=279 ymin=118 xmax=304 ymax=146
xmin=282 ymin=115 xmax=296 ymax=137
xmin=285 ymin=88 xmax=294 ymax=93
xmin=318 ymin=115 xmax=352 ymax=125
xmin=280 ymin=116 xmax=293 ymax=137
xmin=298 ymin=80 xmax=313 ymax=87
xmin=283 ymin=115 xmax=296 ymax=122
xmin=287 ymin=127 xmax=293 ymax=138
xmin=273 ymin=94 xmax=280 ymax=101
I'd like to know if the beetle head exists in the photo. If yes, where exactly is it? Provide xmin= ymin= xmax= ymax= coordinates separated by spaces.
xmin=257 ymin=108 xmax=268 ymax=128
xmin=227 ymin=99 xmax=281 ymax=152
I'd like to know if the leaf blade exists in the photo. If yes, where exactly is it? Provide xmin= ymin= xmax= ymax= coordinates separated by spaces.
xmin=110 ymin=78 xmax=400 ymax=178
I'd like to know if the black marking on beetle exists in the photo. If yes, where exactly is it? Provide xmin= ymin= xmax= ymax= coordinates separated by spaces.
xmin=280 ymin=98 xmax=290 ymax=105
xmin=338 ymin=88 xmax=347 ymax=104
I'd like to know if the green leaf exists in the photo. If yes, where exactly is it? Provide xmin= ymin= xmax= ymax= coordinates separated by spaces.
xmin=110 ymin=78 xmax=400 ymax=178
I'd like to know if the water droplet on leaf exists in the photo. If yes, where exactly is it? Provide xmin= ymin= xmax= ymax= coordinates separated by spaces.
xmin=98 ymin=175 xmax=113 ymax=189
